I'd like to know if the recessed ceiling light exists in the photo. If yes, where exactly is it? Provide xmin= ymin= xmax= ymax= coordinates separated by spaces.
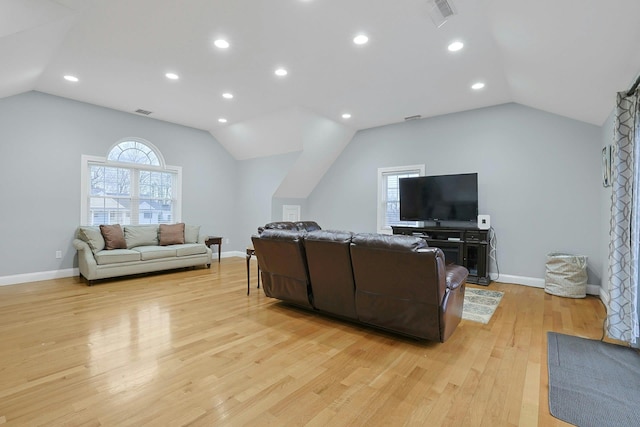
xmin=275 ymin=68 xmax=288 ymax=77
xmin=165 ymin=73 xmax=179 ymax=80
xmin=448 ymin=41 xmax=464 ymax=52
xmin=222 ymin=93 xmax=234 ymax=99
xmin=214 ymin=39 xmax=230 ymax=49
xmin=353 ymin=34 xmax=369 ymax=45
xmin=63 ymin=75 xmax=79 ymax=82
xmin=471 ymin=82 xmax=485 ymax=90
xmin=218 ymin=118 xmax=228 ymax=123
xmin=342 ymin=113 xmax=352 ymax=119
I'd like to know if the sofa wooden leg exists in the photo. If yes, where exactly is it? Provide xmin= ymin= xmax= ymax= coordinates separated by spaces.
xmin=206 ymin=263 xmax=211 ymax=269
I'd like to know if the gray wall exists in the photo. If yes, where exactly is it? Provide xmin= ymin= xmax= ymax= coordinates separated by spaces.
xmin=306 ymin=103 xmax=604 ymax=285
xmin=0 ymin=91 xmax=237 ymax=277
xmin=0 ymin=93 xmax=607 ymax=288
xmin=234 ymin=152 xmax=300 ymax=250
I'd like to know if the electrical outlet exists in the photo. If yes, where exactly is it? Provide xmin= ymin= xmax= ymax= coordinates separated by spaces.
xmin=55 ymin=250 xmax=62 ymax=259
xmin=225 ymin=238 xmax=229 ymax=244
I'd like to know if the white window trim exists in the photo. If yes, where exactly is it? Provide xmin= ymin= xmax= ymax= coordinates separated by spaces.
xmin=282 ymin=204 xmax=301 ymax=222
xmin=107 ymin=137 xmax=167 ymax=167
xmin=377 ymin=164 xmax=425 ymax=234
xmin=80 ymin=154 xmax=182 ymax=226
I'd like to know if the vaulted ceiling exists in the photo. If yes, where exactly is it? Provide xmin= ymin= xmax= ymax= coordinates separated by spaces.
xmin=3 ymin=0 xmax=640 ymax=162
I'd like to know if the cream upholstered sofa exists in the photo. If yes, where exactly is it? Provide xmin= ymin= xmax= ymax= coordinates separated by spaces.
xmin=73 ymin=223 xmax=212 ymax=284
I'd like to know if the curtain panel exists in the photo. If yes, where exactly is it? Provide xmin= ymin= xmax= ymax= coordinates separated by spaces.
xmin=607 ymin=90 xmax=640 ymax=344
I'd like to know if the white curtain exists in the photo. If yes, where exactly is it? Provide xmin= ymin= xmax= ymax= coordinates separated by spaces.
xmin=606 ymin=90 xmax=640 ymax=344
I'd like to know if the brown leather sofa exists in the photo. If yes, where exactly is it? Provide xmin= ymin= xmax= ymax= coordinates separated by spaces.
xmin=252 ymin=227 xmax=467 ymax=342
xmin=257 ymin=221 xmax=322 ymax=234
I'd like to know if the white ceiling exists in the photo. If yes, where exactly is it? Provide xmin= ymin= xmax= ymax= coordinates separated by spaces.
xmin=2 ymin=0 xmax=640 ymax=161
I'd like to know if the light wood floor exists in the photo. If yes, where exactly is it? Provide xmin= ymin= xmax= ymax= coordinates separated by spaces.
xmin=0 ymin=258 xmax=607 ymax=426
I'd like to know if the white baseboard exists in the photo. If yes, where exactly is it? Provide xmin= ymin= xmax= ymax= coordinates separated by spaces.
xmin=494 ymin=274 xmax=601 ymax=296
xmin=218 ymin=251 xmax=246 ymax=259
xmin=0 ymin=268 xmax=79 ymax=287
xmin=2 ymin=265 xmax=601 ymax=297
xmin=1 ymin=252 xmax=249 ymax=286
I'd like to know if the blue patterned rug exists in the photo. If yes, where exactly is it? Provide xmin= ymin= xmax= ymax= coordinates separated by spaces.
xmin=462 ymin=288 xmax=504 ymax=324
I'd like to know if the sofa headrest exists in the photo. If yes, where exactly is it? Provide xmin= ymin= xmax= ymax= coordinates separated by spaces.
xmin=295 ymin=221 xmax=321 ymax=232
xmin=305 ymin=230 xmax=353 ymax=243
xmin=263 ymin=221 xmax=298 ymax=231
xmin=351 ymin=233 xmax=427 ymax=252
xmin=258 ymin=221 xmax=322 ymax=234
xmin=258 ymin=229 xmax=306 ymax=241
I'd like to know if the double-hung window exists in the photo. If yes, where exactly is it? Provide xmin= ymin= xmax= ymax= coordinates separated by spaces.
xmin=81 ymin=139 xmax=182 ymax=226
xmin=377 ymin=165 xmax=425 ymax=234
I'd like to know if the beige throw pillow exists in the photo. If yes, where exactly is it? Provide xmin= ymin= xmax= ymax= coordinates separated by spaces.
xmin=159 ymin=223 xmax=185 ymax=246
xmin=100 ymin=224 xmax=127 ymax=250
xmin=184 ymin=224 xmax=200 ymax=244
xmin=124 ymin=225 xmax=159 ymax=248
xmin=78 ymin=226 xmax=105 ymax=253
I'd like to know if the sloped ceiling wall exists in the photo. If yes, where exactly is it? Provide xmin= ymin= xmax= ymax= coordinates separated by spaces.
xmin=3 ymin=0 xmax=640 ymax=200
xmin=0 ymin=0 xmax=88 ymax=98
xmin=212 ymin=107 xmax=355 ymax=198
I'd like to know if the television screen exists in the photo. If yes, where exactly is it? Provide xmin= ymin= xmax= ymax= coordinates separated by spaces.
xmin=399 ymin=173 xmax=478 ymax=222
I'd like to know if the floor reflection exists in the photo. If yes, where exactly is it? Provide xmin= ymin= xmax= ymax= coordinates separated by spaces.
xmin=88 ymin=302 xmax=171 ymax=397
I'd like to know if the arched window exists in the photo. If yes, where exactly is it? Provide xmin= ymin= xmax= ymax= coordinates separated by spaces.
xmin=81 ymin=139 xmax=182 ymax=225
xmin=107 ymin=139 xmax=162 ymax=166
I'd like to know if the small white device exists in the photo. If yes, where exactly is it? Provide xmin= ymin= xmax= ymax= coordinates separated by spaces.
xmin=477 ymin=214 xmax=491 ymax=230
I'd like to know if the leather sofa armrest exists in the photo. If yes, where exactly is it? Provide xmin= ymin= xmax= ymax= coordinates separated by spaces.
xmin=445 ymin=264 xmax=468 ymax=290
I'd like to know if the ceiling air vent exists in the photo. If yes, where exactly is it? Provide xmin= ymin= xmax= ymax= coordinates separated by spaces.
xmin=427 ymin=0 xmax=457 ymax=28
xmin=404 ymin=114 xmax=422 ymax=121
xmin=134 ymin=109 xmax=153 ymax=115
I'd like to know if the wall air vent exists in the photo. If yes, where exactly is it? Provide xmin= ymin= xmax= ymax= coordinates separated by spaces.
xmin=404 ymin=114 xmax=422 ymax=121
xmin=134 ymin=109 xmax=153 ymax=115
xmin=427 ymin=0 xmax=457 ymax=28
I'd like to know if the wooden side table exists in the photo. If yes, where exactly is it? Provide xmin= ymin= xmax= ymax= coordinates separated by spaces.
xmin=205 ymin=236 xmax=222 ymax=263
xmin=246 ymin=246 xmax=260 ymax=295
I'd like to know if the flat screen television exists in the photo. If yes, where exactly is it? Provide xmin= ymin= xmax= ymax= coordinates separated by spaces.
xmin=399 ymin=173 xmax=478 ymax=223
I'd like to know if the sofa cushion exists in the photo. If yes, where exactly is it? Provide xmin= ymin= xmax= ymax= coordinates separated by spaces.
xmin=351 ymin=233 xmax=427 ymax=252
xmin=95 ymin=249 xmax=141 ymax=265
xmin=258 ymin=221 xmax=321 ymax=234
xmin=133 ymin=245 xmax=177 ymax=260
xmin=304 ymin=230 xmax=357 ymax=319
xmin=184 ymin=225 xmax=200 ymax=244
xmin=295 ymin=221 xmax=321 ymax=232
xmin=78 ymin=226 xmax=105 ymax=253
xmin=100 ymin=224 xmax=127 ymax=250
xmin=124 ymin=225 xmax=159 ymax=248
xmin=251 ymin=230 xmax=312 ymax=308
xmin=174 ymin=243 xmax=207 ymax=257
xmin=159 ymin=223 xmax=185 ymax=245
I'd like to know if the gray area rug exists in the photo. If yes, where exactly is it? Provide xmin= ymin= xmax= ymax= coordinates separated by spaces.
xmin=547 ymin=332 xmax=640 ymax=427
xmin=462 ymin=288 xmax=503 ymax=324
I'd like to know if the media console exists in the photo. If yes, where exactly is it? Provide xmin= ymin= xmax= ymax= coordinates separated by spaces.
xmin=392 ymin=225 xmax=491 ymax=285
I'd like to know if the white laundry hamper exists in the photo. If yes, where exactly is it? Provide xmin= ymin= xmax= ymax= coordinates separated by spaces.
xmin=544 ymin=253 xmax=587 ymax=298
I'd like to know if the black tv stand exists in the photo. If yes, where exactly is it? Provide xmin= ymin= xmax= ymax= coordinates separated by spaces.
xmin=392 ymin=225 xmax=491 ymax=285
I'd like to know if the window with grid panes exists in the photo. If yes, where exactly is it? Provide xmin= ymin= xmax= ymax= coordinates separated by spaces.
xmin=81 ymin=139 xmax=181 ymax=226
xmin=377 ymin=165 xmax=424 ymax=234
